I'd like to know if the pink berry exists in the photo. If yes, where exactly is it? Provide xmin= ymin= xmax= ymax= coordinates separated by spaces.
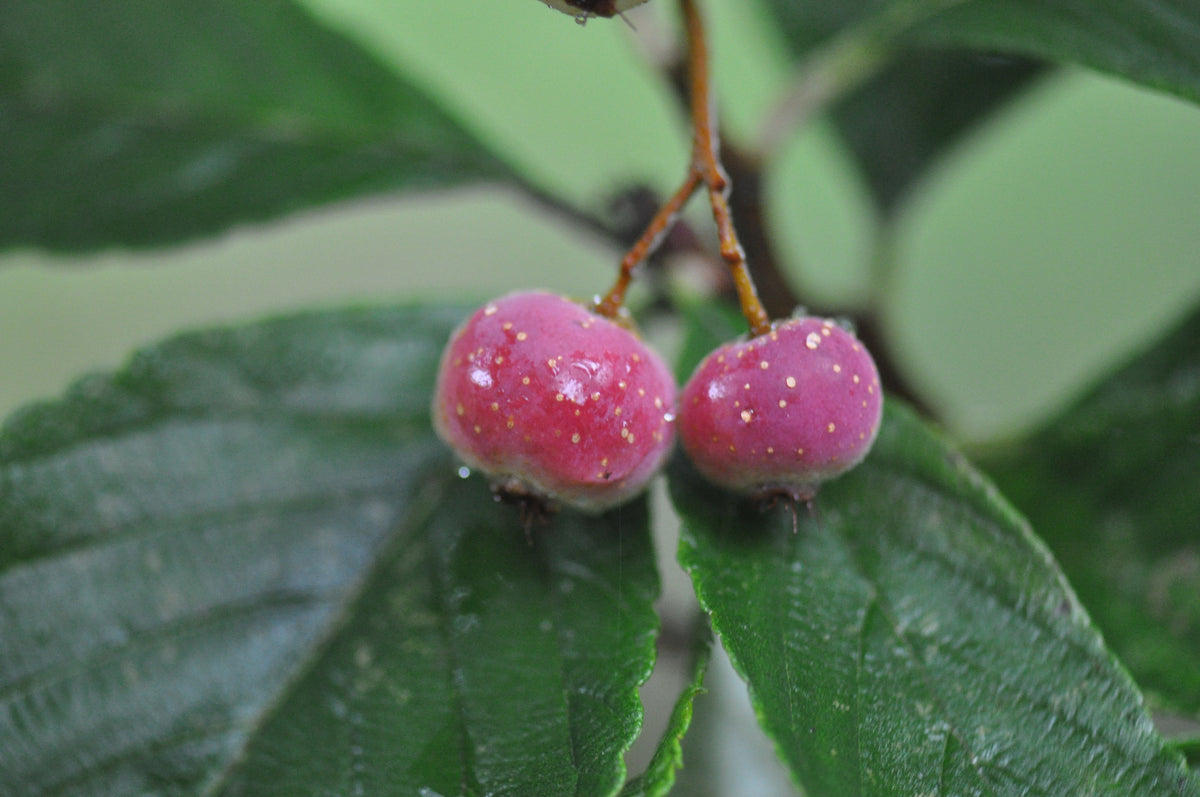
xmin=431 ymin=291 xmax=677 ymax=513
xmin=678 ymin=317 xmax=883 ymax=501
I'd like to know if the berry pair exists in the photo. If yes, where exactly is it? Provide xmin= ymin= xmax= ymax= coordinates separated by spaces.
xmin=431 ymin=291 xmax=883 ymax=513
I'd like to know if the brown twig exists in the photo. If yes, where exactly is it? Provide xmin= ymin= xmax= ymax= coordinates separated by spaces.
xmin=681 ymin=0 xmax=771 ymax=336
xmin=595 ymin=170 xmax=702 ymax=318
xmin=596 ymin=0 xmax=770 ymax=337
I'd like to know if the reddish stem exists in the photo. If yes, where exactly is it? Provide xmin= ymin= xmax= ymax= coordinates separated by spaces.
xmin=597 ymin=0 xmax=770 ymax=338
xmin=595 ymin=170 xmax=702 ymax=318
xmin=682 ymin=0 xmax=771 ymax=336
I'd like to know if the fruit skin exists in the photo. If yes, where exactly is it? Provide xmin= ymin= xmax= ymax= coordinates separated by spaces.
xmin=678 ymin=317 xmax=883 ymax=501
xmin=432 ymin=291 xmax=676 ymax=513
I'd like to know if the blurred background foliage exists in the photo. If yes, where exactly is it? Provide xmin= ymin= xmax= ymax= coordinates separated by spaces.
xmin=2 ymin=0 xmax=1199 ymax=443
xmin=3 ymin=1 xmax=1200 ymax=792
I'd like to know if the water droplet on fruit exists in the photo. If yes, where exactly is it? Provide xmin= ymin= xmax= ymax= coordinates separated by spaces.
xmin=469 ymin=367 xmax=493 ymax=388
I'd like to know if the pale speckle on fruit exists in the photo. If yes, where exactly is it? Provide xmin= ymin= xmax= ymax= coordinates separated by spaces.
xmin=785 ymin=376 xmax=796 ymax=388
xmin=469 ymin=367 xmax=491 ymax=388
xmin=517 ymin=332 xmax=527 ymax=341
xmin=741 ymin=410 xmax=753 ymax=424
xmin=805 ymin=332 xmax=821 ymax=350
xmin=759 ymin=360 xmax=769 ymax=370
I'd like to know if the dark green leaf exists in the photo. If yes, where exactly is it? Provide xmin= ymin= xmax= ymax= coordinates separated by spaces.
xmin=756 ymin=0 xmax=1043 ymax=210
xmin=755 ymin=0 xmax=881 ymax=54
xmin=0 ymin=0 xmax=509 ymax=252
xmin=621 ymin=622 xmax=712 ymax=797
xmin=762 ymin=0 xmax=1200 ymax=108
xmin=982 ymin=305 xmax=1200 ymax=717
xmin=758 ymin=0 xmax=1200 ymax=210
xmin=0 ymin=305 xmax=659 ymax=795
xmin=830 ymin=50 xmax=1043 ymax=211
xmin=919 ymin=0 xmax=1200 ymax=106
xmin=670 ymin=399 xmax=1199 ymax=795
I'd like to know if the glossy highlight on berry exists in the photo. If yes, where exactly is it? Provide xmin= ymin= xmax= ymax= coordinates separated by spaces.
xmin=678 ymin=316 xmax=883 ymax=501
xmin=432 ymin=291 xmax=677 ymax=513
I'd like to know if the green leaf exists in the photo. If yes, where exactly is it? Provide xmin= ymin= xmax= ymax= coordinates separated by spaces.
xmin=0 ymin=0 xmax=509 ymax=252
xmin=756 ymin=0 xmax=1043 ymax=211
xmin=982 ymin=305 xmax=1200 ymax=717
xmin=830 ymin=50 xmax=1043 ymax=211
xmin=758 ymin=0 xmax=1200 ymax=211
xmin=763 ymin=0 xmax=1200 ymax=107
xmin=669 ymin=399 xmax=1199 ymax=795
xmin=919 ymin=0 xmax=1200 ymax=106
xmin=0 ymin=305 xmax=659 ymax=795
xmin=621 ymin=623 xmax=712 ymax=797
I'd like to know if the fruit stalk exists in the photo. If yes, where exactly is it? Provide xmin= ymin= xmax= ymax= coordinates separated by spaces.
xmin=595 ymin=170 xmax=702 ymax=319
xmin=596 ymin=0 xmax=770 ymax=338
xmin=681 ymin=0 xmax=770 ymax=337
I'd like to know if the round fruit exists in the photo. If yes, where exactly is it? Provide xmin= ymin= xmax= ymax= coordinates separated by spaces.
xmin=536 ymin=0 xmax=650 ymax=19
xmin=678 ymin=316 xmax=883 ymax=501
xmin=432 ymin=291 xmax=677 ymax=513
